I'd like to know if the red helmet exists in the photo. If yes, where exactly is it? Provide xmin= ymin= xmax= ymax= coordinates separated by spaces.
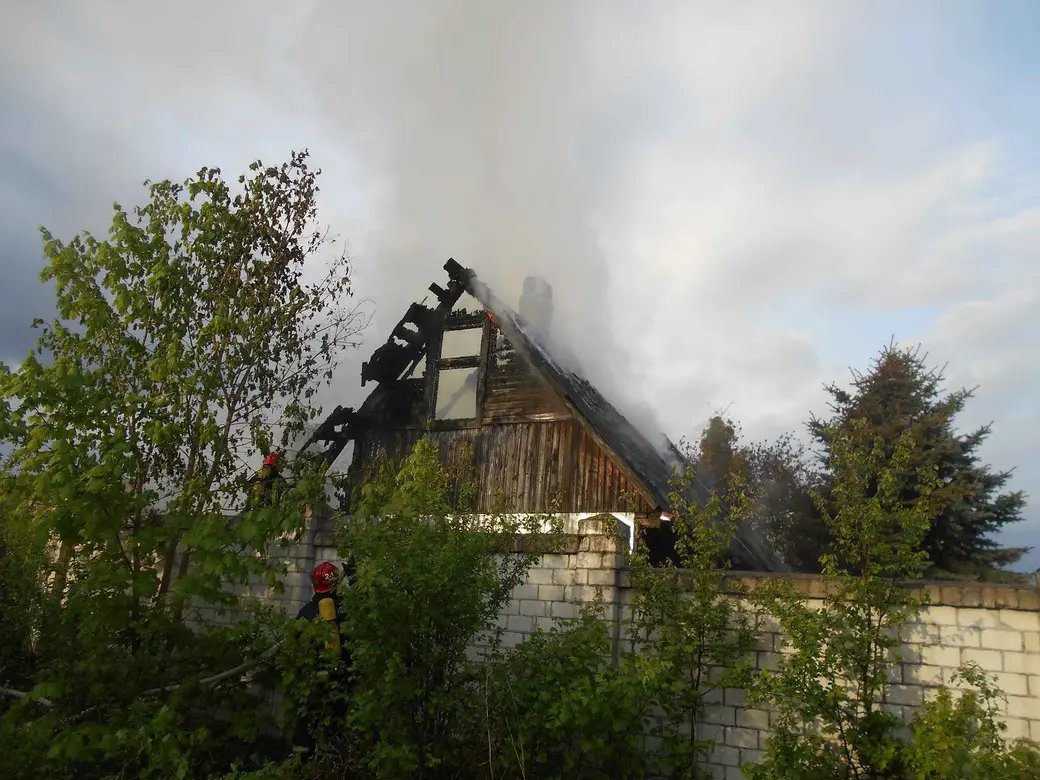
xmin=311 ymin=561 xmax=341 ymax=594
xmin=263 ymin=451 xmax=280 ymax=467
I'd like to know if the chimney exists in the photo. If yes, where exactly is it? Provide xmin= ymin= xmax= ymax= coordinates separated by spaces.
xmin=519 ymin=276 xmax=553 ymax=341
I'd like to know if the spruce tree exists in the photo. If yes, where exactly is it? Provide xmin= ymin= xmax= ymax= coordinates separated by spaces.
xmin=809 ymin=342 xmax=1028 ymax=579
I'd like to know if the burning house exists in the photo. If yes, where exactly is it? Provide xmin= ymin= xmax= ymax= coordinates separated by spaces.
xmin=305 ymin=259 xmax=777 ymax=570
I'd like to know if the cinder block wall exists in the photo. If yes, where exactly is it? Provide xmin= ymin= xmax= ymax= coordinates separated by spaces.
xmin=683 ymin=573 xmax=1040 ymax=779
xmin=195 ymin=514 xmax=1040 ymax=780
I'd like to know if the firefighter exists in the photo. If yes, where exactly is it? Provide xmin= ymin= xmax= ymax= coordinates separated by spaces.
xmin=248 ymin=450 xmax=284 ymax=508
xmin=291 ymin=561 xmax=352 ymax=752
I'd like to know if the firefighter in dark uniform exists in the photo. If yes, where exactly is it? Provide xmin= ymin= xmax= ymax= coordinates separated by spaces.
xmin=248 ymin=451 xmax=285 ymax=509
xmin=291 ymin=561 xmax=352 ymax=753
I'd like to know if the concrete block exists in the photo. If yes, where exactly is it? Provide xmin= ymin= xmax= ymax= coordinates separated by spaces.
xmin=737 ymin=708 xmax=769 ymax=731
xmin=941 ymin=625 xmax=981 ymax=647
xmin=512 ymin=584 xmax=540 ymax=601
xmin=540 ymin=553 xmax=567 ymax=569
xmin=519 ymin=600 xmax=547 ymax=617
xmin=725 ymin=727 xmax=759 ymax=749
xmin=526 ymin=568 xmax=554 ymax=585
xmin=980 ymin=629 xmax=1022 ymax=652
xmin=957 ymin=608 xmax=1003 ymax=629
xmin=886 ymin=685 xmax=924 ymax=707
xmin=507 ymin=615 xmax=535 ymax=634
xmin=553 ymin=567 xmax=586 ymax=585
xmin=924 ymin=606 xmax=960 ymax=627
xmin=1030 ymin=675 xmax=1040 ymax=697
xmin=921 ymin=645 xmax=961 ymax=668
xmin=724 ymin=688 xmax=747 ymax=707
xmin=740 ymin=748 xmax=765 ymax=768
xmin=997 ymin=610 xmax=1040 ymax=632
xmin=697 ymin=723 xmax=724 ymax=743
xmin=598 ymin=603 xmax=619 ymax=622
xmin=576 ymin=552 xmax=604 ymax=569
xmin=538 ymin=584 xmax=565 ymax=601
xmin=702 ymin=705 xmax=737 ymax=726
xmin=725 ymin=766 xmax=747 ymax=780
xmin=713 ymin=745 xmax=740 ymax=766
xmin=1026 ymin=632 xmax=1040 ymax=654
xmin=756 ymin=652 xmax=781 ymax=671
xmin=1003 ymin=652 xmax=1033 ymax=674
xmin=911 ymin=665 xmax=947 ymax=687
xmin=961 ymin=648 xmax=1003 ymax=671
xmin=577 ymin=516 xmax=614 ymax=535
xmin=500 ymin=631 xmax=524 ymax=650
xmin=898 ymin=644 xmax=924 ymax=664
xmin=550 ymin=601 xmax=579 ymax=620
xmin=901 ymin=621 xmax=941 ymax=643
xmin=993 ymin=672 xmax=1029 ymax=697
xmin=1030 ymin=720 xmax=1040 ymax=742
xmin=587 ymin=569 xmax=616 ymax=586
xmin=1007 ymin=696 xmax=1033 ymax=719
xmin=1001 ymin=718 xmax=1031 ymax=741
xmin=536 ymin=617 xmax=557 ymax=632
xmin=580 ymin=534 xmax=618 ymax=553
xmin=565 ymin=584 xmax=593 ymax=602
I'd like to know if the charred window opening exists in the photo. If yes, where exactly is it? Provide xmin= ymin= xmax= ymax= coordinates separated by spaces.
xmin=435 ymin=367 xmax=479 ymax=419
xmin=427 ymin=311 xmax=490 ymax=425
xmin=440 ymin=328 xmax=482 ymax=359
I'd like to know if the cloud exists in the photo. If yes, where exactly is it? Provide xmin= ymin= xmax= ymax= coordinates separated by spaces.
xmin=1 ymin=0 xmax=1038 ymax=566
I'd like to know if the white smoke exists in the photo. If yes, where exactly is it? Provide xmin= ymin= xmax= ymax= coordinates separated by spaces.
xmin=292 ymin=3 xmax=665 ymax=429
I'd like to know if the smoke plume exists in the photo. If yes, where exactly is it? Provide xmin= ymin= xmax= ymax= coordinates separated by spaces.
xmin=294 ymin=1 xmax=677 ymax=433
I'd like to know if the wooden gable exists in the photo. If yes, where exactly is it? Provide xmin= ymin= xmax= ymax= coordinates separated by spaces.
xmin=346 ymin=302 xmax=655 ymax=515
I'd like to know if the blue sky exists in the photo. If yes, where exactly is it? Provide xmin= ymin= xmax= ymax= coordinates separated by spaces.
xmin=1 ymin=0 xmax=1037 ymax=569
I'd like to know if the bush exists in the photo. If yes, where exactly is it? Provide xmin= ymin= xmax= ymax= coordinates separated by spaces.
xmin=331 ymin=439 xmax=551 ymax=777
xmin=905 ymin=664 xmax=1040 ymax=780
xmin=484 ymin=608 xmax=653 ymax=779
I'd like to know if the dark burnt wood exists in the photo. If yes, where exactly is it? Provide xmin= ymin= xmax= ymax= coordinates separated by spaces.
xmin=350 ymin=420 xmax=653 ymax=515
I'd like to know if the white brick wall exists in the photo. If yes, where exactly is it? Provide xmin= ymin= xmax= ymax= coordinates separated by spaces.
xmin=190 ymin=514 xmax=1040 ymax=779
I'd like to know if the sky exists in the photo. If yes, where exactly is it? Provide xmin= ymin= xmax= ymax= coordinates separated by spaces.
xmin=2 ymin=1 xmax=1038 ymax=569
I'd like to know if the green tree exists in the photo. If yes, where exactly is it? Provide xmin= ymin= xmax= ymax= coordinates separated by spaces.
xmin=630 ymin=463 xmax=758 ymax=777
xmin=748 ymin=419 xmax=940 ymax=780
xmin=693 ymin=415 xmax=824 ymax=572
xmin=0 ymin=151 xmax=365 ymax=778
xmin=337 ymin=439 xmax=553 ymax=777
xmin=809 ymin=343 xmax=1027 ymax=580
xmin=743 ymin=433 xmax=827 ymax=573
xmin=906 ymin=664 xmax=1040 ymax=780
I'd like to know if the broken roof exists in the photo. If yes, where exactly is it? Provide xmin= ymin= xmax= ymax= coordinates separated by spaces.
xmin=306 ymin=258 xmax=782 ymax=571
xmin=462 ymin=264 xmax=702 ymax=512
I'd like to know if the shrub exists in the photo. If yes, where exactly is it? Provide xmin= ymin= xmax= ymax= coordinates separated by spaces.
xmin=484 ymin=608 xmax=654 ymax=779
xmin=334 ymin=439 xmax=551 ymax=777
xmin=905 ymin=664 xmax=1040 ymax=780
xmin=747 ymin=421 xmax=940 ymax=780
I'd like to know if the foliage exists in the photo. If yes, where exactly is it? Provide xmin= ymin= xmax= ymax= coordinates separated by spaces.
xmin=0 ymin=480 xmax=53 ymax=691
xmin=905 ymin=663 xmax=1040 ymax=780
xmin=331 ymin=438 xmax=555 ymax=777
xmin=484 ymin=608 xmax=654 ymax=779
xmin=748 ymin=419 xmax=940 ymax=780
xmin=0 ymin=151 xmax=364 ymax=779
xmin=691 ymin=415 xmax=824 ymax=572
xmin=810 ymin=342 xmax=1028 ymax=580
xmin=629 ymin=461 xmax=758 ymax=777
